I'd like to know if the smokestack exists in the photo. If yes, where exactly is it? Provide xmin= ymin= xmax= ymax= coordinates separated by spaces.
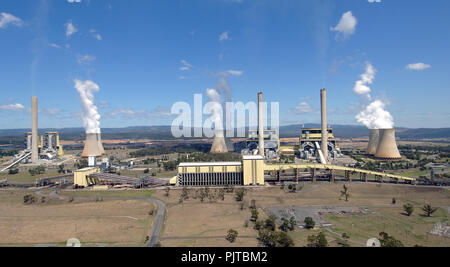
xmin=31 ymin=97 xmax=39 ymax=163
xmin=258 ymin=92 xmax=265 ymax=157
xmin=366 ymin=129 xmax=380 ymax=155
xmin=375 ymin=129 xmax=401 ymax=159
xmin=81 ymin=133 xmax=102 ymax=159
xmin=320 ymin=89 xmax=328 ymax=161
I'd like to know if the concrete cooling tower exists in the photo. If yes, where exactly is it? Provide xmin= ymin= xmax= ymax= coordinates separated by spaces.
xmin=97 ymin=133 xmax=105 ymax=155
xmin=81 ymin=133 xmax=102 ymax=158
xmin=210 ymin=132 xmax=228 ymax=154
xmin=375 ymin=129 xmax=401 ymax=159
xmin=366 ymin=129 xmax=380 ymax=155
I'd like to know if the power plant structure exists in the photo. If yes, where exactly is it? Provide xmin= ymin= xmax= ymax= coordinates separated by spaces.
xmin=298 ymin=89 xmax=341 ymax=163
xmin=374 ymin=129 xmax=402 ymax=159
xmin=299 ymin=127 xmax=342 ymax=161
xmin=210 ymin=130 xmax=228 ymax=154
xmin=366 ymin=128 xmax=402 ymax=159
xmin=366 ymin=129 xmax=380 ymax=155
xmin=241 ymin=129 xmax=280 ymax=159
xmin=81 ymin=132 xmax=106 ymax=167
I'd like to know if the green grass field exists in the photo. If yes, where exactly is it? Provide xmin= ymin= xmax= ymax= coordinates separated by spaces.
xmin=1 ymin=169 xmax=72 ymax=183
xmin=324 ymin=206 xmax=449 ymax=247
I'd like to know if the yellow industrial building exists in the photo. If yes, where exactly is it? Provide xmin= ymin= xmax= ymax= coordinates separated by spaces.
xmin=176 ymin=155 xmax=265 ymax=186
xmin=74 ymin=167 xmax=99 ymax=187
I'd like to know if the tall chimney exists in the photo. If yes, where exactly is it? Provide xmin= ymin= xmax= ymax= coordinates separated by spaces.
xmin=366 ymin=129 xmax=380 ymax=155
xmin=375 ymin=129 xmax=401 ymax=159
xmin=31 ymin=97 xmax=39 ymax=163
xmin=320 ymin=89 xmax=328 ymax=162
xmin=258 ymin=92 xmax=265 ymax=157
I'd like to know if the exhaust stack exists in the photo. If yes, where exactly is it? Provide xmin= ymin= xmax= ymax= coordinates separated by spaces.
xmin=366 ymin=129 xmax=380 ymax=155
xmin=258 ymin=92 xmax=265 ymax=157
xmin=375 ymin=129 xmax=401 ymax=159
xmin=31 ymin=97 xmax=39 ymax=163
xmin=320 ymin=89 xmax=328 ymax=162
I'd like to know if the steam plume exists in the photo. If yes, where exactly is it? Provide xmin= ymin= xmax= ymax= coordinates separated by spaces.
xmin=206 ymin=88 xmax=224 ymax=133
xmin=356 ymin=100 xmax=394 ymax=129
xmin=74 ymin=79 xmax=101 ymax=134
xmin=353 ymin=63 xmax=376 ymax=100
xmin=353 ymin=63 xmax=395 ymax=129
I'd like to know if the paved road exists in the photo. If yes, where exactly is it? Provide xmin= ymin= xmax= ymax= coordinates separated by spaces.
xmin=35 ymin=187 xmax=167 ymax=247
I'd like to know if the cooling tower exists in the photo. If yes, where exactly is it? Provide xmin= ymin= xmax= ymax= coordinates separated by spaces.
xmin=81 ymin=133 xmax=102 ymax=158
xmin=97 ymin=133 xmax=105 ymax=155
xmin=258 ymin=92 xmax=265 ymax=157
xmin=366 ymin=129 xmax=380 ymax=155
xmin=375 ymin=129 xmax=401 ymax=159
xmin=210 ymin=131 xmax=228 ymax=154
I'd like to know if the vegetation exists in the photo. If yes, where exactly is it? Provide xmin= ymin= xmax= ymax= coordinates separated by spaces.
xmin=235 ymin=189 xmax=246 ymax=202
xmin=226 ymin=229 xmax=239 ymax=243
xmin=264 ymin=216 xmax=277 ymax=231
xmin=403 ymin=203 xmax=414 ymax=216
xmin=257 ymin=230 xmax=294 ymax=247
xmin=23 ymin=194 xmax=37 ymax=205
xmin=421 ymin=204 xmax=438 ymax=217
xmin=307 ymin=232 xmax=328 ymax=247
xmin=379 ymin=232 xmax=404 ymax=247
xmin=8 ymin=168 xmax=19 ymax=175
xmin=28 ymin=165 xmax=45 ymax=176
xmin=304 ymin=217 xmax=315 ymax=229
xmin=340 ymin=185 xmax=350 ymax=202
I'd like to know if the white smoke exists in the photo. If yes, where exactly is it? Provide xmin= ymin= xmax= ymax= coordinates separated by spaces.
xmin=356 ymin=100 xmax=394 ymax=129
xmin=353 ymin=63 xmax=395 ymax=129
xmin=353 ymin=63 xmax=376 ymax=100
xmin=206 ymin=88 xmax=224 ymax=135
xmin=74 ymin=79 xmax=101 ymax=134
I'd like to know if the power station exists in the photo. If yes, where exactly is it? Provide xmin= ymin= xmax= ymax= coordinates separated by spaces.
xmin=366 ymin=128 xmax=402 ymax=159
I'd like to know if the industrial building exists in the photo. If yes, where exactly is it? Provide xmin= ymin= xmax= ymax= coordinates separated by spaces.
xmin=366 ymin=128 xmax=402 ymax=159
xmin=177 ymin=155 xmax=265 ymax=187
xmin=169 ymin=91 xmax=414 ymax=187
xmin=299 ymin=127 xmax=342 ymax=161
xmin=241 ymin=129 xmax=280 ymax=159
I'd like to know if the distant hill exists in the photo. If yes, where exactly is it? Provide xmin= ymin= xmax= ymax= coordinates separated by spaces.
xmin=1 ymin=125 xmax=449 ymax=145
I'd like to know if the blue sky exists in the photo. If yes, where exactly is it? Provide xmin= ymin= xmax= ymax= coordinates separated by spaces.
xmin=0 ymin=0 xmax=449 ymax=130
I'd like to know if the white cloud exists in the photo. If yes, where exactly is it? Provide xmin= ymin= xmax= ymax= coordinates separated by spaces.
xmin=353 ymin=63 xmax=376 ymax=99
xmin=180 ymin=60 xmax=193 ymax=71
xmin=406 ymin=63 xmax=431 ymax=71
xmin=0 ymin=12 xmax=23 ymax=29
xmin=65 ymin=21 xmax=78 ymax=38
xmin=219 ymin=31 xmax=230 ymax=41
xmin=292 ymin=102 xmax=313 ymax=114
xmin=67 ymin=0 xmax=82 ymax=3
xmin=330 ymin=11 xmax=357 ymax=39
xmin=49 ymin=43 xmax=62 ymax=49
xmin=77 ymin=54 xmax=96 ymax=64
xmin=227 ymin=70 xmax=243 ymax=76
xmin=90 ymin=29 xmax=102 ymax=40
xmin=0 ymin=103 xmax=26 ymax=111
xmin=368 ymin=0 xmax=381 ymax=2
